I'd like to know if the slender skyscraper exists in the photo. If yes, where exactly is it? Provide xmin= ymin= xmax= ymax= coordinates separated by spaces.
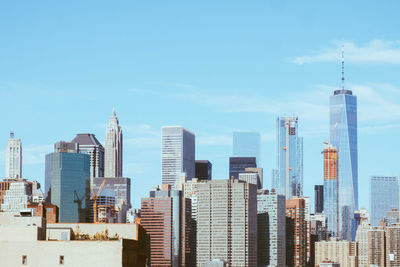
xmin=5 ymin=132 xmax=22 ymax=179
xmin=161 ymin=126 xmax=195 ymax=187
xmin=104 ymin=110 xmax=123 ymax=177
xmin=323 ymin=144 xmax=339 ymax=237
xmin=330 ymin=48 xmax=358 ymax=240
xmin=275 ymin=116 xmax=303 ymax=198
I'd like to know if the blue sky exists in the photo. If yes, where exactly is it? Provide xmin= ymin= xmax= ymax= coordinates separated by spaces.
xmin=1 ymin=1 xmax=400 ymax=211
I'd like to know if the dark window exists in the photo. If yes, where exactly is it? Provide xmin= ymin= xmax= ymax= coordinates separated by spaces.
xmin=60 ymin=255 xmax=64 ymax=265
xmin=22 ymin=255 xmax=27 ymax=265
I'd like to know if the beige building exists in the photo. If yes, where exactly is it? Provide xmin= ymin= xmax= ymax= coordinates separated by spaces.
xmin=315 ymin=239 xmax=357 ymax=267
xmin=385 ymin=224 xmax=400 ymax=267
xmin=368 ymin=228 xmax=385 ymax=267
xmin=0 ymin=213 xmax=146 ymax=267
xmin=196 ymin=179 xmax=257 ymax=267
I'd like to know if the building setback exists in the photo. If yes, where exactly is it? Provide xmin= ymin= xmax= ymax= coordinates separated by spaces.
xmin=257 ymin=189 xmax=286 ymax=267
xmin=141 ymin=184 xmax=192 ymax=267
xmin=286 ymin=197 xmax=307 ymax=267
xmin=104 ymin=110 xmax=123 ymax=177
xmin=197 ymin=179 xmax=257 ymax=267
xmin=5 ymin=132 xmax=22 ymax=179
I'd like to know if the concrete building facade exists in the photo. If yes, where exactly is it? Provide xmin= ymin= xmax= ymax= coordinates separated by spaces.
xmin=315 ymin=239 xmax=358 ymax=267
xmin=104 ymin=110 xmax=123 ymax=177
xmin=5 ymin=132 xmax=22 ymax=179
xmin=197 ymin=179 xmax=257 ymax=267
xmin=286 ymin=197 xmax=307 ymax=267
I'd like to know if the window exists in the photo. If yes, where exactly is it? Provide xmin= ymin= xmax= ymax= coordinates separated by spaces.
xmin=59 ymin=255 xmax=64 ymax=265
xmin=22 ymin=255 xmax=27 ymax=265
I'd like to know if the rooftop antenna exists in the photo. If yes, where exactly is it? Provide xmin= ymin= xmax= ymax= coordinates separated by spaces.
xmin=341 ymin=45 xmax=345 ymax=91
xmin=10 ymin=131 xmax=14 ymax=138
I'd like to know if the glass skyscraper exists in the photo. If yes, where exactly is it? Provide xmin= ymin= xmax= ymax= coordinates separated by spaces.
xmin=162 ymin=126 xmax=195 ymax=187
xmin=370 ymin=176 xmax=399 ymax=226
xmin=323 ymin=145 xmax=339 ymax=237
xmin=275 ymin=116 xmax=303 ymax=199
xmin=233 ymin=131 xmax=261 ymax=165
xmin=329 ymin=89 xmax=358 ymax=241
xmin=45 ymin=142 xmax=90 ymax=222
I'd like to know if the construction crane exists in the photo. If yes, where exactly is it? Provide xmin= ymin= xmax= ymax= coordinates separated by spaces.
xmin=91 ymin=179 xmax=107 ymax=223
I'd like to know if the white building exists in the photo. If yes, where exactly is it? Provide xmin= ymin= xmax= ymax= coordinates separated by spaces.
xmin=197 ymin=179 xmax=257 ymax=267
xmin=238 ymin=172 xmax=259 ymax=187
xmin=257 ymin=189 xmax=286 ymax=267
xmin=5 ymin=132 xmax=22 ymax=179
xmin=104 ymin=110 xmax=123 ymax=177
xmin=161 ymin=126 xmax=195 ymax=187
xmin=1 ymin=182 xmax=30 ymax=212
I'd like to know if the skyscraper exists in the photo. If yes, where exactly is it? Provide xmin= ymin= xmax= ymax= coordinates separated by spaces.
xmin=275 ymin=116 xmax=303 ymax=198
xmin=197 ymin=179 xmax=257 ymax=267
xmin=315 ymin=185 xmax=324 ymax=214
xmin=370 ymin=176 xmax=399 ymax=226
xmin=286 ymin=197 xmax=307 ymax=267
xmin=161 ymin=126 xmax=195 ymax=187
xmin=329 ymin=49 xmax=358 ymax=241
xmin=229 ymin=157 xmax=257 ymax=180
xmin=195 ymin=160 xmax=212 ymax=180
xmin=323 ymin=144 xmax=339 ymax=237
xmin=257 ymin=189 xmax=286 ymax=267
xmin=233 ymin=131 xmax=261 ymax=165
xmin=141 ymin=184 xmax=192 ymax=267
xmin=71 ymin=133 xmax=105 ymax=182
xmin=104 ymin=110 xmax=123 ymax=177
xmin=45 ymin=141 xmax=90 ymax=222
xmin=5 ymin=132 xmax=22 ymax=179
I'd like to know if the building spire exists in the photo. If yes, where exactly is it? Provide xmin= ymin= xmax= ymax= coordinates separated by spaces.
xmin=341 ymin=45 xmax=345 ymax=91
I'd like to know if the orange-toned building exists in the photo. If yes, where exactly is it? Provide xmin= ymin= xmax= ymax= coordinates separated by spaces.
xmin=286 ymin=198 xmax=307 ymax=267
xmin=141 ymin=184 xmax=192 ymax=267
xmin=28 ymin=203 xmax=58 ymax=223
xmin=323 ymin=144 xmax=339 ymax=237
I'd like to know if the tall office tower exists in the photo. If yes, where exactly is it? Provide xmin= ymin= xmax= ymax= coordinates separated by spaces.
xmin=45 ymin=141 xmax=90 ymax=222
xmin=1 ymin=182 xmax=30 ymax=212
xmin=271 ymin=169 xmax=279 ymax=191
xmin=162 ymin=126 xmax=195 ymax=187
xmin=330 ymin=50 xmax=358 ymax=241
xmin=141 ymin=184 xmax=192 ymax=267
xmin=276 ymin=116 xmax=303 ymax=198
xmin=323 ymin=144 xmax=339 ymax=237
xmin=233 ymin=131 xmax=261 ymax=165
xmin=385 ymin=225 xmax=400 ymax=266
xmin=368 ymin=228 xmax=386 ymax=267
xmin=257 ymin=189 xmax=286 ymax=267
xmin=195 ymin=160 xmax=212 ymax=180
xmin=71 ymin=134 xmax=105 ymax=183
xmin=5 ymin=132 xmax=22 ymax=179
xmin=229 ymin=157 xmax=257 ymax=180
xmin=104 ymin=110 xmax=123 ymax=177
xmin=355 ymin=212 xmax=371 ymax=267
xmin=315 ymin=185 xmax=324 ymax=213
xmin=315 ymin=239 xmax=358 ymax=267
xmin=197 ymin=179 xmax=257 ymax=267
xmin=370 ymin=176 xmax=399 ymax=226
xmin=184 ymin=178 xmax=208 ymax=265
xmin=385 ymin=209 xmax=400 ymax=226
xmin=286 ymin=198 xmax=307 ymax=267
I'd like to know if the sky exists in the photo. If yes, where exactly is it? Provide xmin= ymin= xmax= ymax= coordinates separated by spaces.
xmin=0 ymin=1 xmax=399 ymax=211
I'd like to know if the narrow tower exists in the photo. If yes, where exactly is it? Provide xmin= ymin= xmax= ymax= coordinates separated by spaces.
xmin=104 ymin=109 xmax=123 ymax=177
xmin=5 ymin=132 xmax=22 ymax=179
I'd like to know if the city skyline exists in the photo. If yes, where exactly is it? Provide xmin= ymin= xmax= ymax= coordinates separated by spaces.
xmin=1 ymin=1 xmax=400 ymax=211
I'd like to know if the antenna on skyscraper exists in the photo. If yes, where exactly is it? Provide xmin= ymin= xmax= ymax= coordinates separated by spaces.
xmin=341 ymin=45 xmax=345 ymax=91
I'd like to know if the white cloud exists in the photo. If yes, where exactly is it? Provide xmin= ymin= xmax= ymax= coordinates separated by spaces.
xmin=292 ymin=40 xmax=400 ymax=65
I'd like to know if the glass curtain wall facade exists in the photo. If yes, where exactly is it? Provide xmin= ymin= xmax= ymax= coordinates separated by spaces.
xmin=45 ymin=152 xmax=90 ymax=222
xmin=330 ymin=89 xmax=358 ymax=241
xmin=323 ymin=145 xmax=339 ymax=237
xmin=162 ymin=126 xmax=195 ymax=187
xmin=370 ymin=176 xmax=399 ymax=226
xmin=276 ymin=117 xmax=303 ymax=199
